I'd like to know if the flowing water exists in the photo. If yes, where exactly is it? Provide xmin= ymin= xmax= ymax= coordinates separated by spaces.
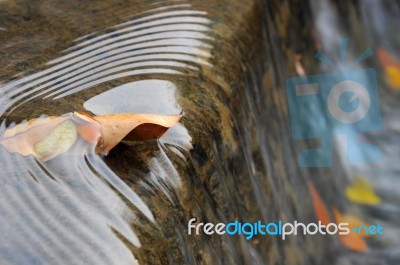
xmin=0 ymin=0 xmax=399 ymax=264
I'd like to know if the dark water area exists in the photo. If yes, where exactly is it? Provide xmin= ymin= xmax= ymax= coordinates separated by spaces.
xmin=0 ymin=0 xmax=399 ymax=264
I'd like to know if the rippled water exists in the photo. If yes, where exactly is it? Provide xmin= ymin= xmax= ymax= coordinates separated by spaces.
xmin=0 ymin=0 xmax=399 ymax=264
xmin=0 ymin=2 xmax=210 ymax=264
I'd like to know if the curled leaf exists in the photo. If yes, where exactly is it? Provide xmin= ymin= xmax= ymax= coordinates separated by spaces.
xmin=0 ymin=112 xmax=182 ymax=160
xmin=73 ymin=112 xmax=102 ymax=143
xmin=0 ymin=116 xmax=68 ymax=158
xmin=92 ymin=113 xmax=182 ymax=154
xmin=3 ymin=116 xmax=63 ymax=139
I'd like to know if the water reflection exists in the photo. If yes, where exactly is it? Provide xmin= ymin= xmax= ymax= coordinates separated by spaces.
xmin=0 ymin=149 xmax=145 ymax=265
xmin=0 ymin=1 xmax=207 ymax=264
xmin=0 ymin=4 xmax=213 ymax=113
xmin=84 ymin=80 xmax=181 ymax=115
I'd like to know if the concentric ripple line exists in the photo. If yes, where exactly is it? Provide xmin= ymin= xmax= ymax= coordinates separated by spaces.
xmin=66 ymin=12 xmax=211 ymax=52
xmin=114 ymin=10 xmax=208 ymax=29
xmin=15 ymin=53 xmax=209 ymax=107
xmin=52 ymin=69 xmax=183 ymax=99
xmin=2 ymin=42 xmax=211 ymax=108
xmin=0 ymin=10 xmax=210 ymax=91
xmin=0 ymin=4 xmax=214 ymax=110
xmin=40 ymin=60 xmax=196 ymax=99
xmin=4 ymin=69 xmax=184 ymax=113
xmin=49 ymin=29 xmax=212 ymax=64
xmin=43 ymin=62 xmax=190 ymax=98
xmin=2 ymin=33 xmax=211 ymax=101
xmin=129 ymin=3 xmax=192 ymax=17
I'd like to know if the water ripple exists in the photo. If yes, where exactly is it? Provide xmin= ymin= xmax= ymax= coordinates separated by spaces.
xmin=0 ymin=5 xmax=213 ymax=113
xmin=0 ymin=2 xmax=210 ymax=264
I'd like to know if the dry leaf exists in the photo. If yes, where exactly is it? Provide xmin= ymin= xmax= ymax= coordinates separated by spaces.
xmin=377 ymin=48 xmax=400 ymax=67
xmin=377 ymin=48 xmax=400 ymax=90
xmin=345 ymin=176 xmax=381 ymax=206
xmin=73 ymin=112 xmax=102 ymax=143
xmin=92 ymin=113 xmax=182 ymax=154
xmin=34 ymin=120 xmax=78 ymax=161
xmin=334 ymin=209 xmax=368 ymax=253
xmin=0 ymin=112 xmax=182 ymax=160
xmin=308 ymin=182 xmax=368 ymax=253
xmin=308 ymin=181 xmax=331 ymax=226
xmin=0 ymin=116 xmax=68 ymax=158
xmin=385 ymin=66 xmax=400 ymax=89
xmin=338 ymin=212 xmax=372 ymax=238
xmin=3 ymin=116 xmax=64 ymax=138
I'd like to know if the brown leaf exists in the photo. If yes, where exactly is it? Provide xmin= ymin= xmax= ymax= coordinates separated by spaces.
xmin=0 ymin=112 xmax=182 ymax=159
xmin=93 ymin=113 xmax=182 ymax=154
